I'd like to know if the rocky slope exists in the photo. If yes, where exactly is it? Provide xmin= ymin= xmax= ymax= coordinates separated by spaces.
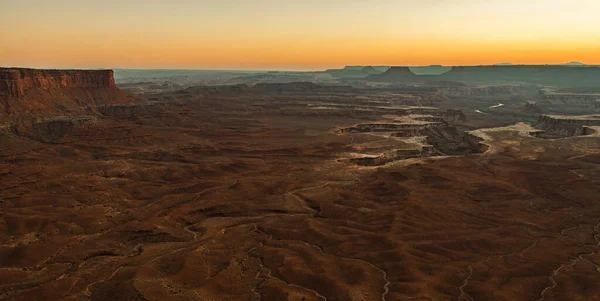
xmin=0 ymin=68 xmax=148 ymax=141
xmin=0 ymin=68 xmax=141 ymax=123
xmin=349 ymin=126 xmax=487 ymax=166
xmin=522 ymin=101 xmax=543 ymax=114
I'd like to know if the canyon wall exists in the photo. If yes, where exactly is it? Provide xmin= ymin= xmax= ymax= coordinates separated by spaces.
xmin=0 ymin=68 xmax=116 ymax=98
xmin=0 ymin=68 xmax=144 ymax=127
xmin=534 ymin=115 xmax=600 ymax=137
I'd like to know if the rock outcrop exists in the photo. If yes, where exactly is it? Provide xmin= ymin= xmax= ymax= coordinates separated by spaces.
xmin=338 ymin=109 xmax=465 ymax=134
xmin=441 ymin=109 xmax=467 ymax=122
xmin=522 ymin=101 xmax=543 ymax=114
xmin=348 ymin=126 xmax=487 ymax=166
xmin=0 ymin=68 xmax=141 ymax=123
xmin=367 ymin=67 xmax=419 ymax=82
xmin=349 ymin=147 xmax=433 ymax=166
xmin=0 ymin=68 xmax=116 ymax=98
xmin=533 ymin=114 xmax=600 ymax=138
xmin=423 ymin=127 xmax=488 ymax=156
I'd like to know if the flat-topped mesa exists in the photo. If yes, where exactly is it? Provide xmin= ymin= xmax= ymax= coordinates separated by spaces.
xmin=0 ymin=68 xmax=142 ymax=125
xmin=533 ymin=114 xmax=600 ymax=138
xmin=536 ymin=114 xmax=600 ymax=127
xmin=367 ymin=65 xmax=600 ymax=87
xmin=367 ymin=66 xmax=419 ymax=82
xmin=0 ymin=68 xmax=116 ymax=97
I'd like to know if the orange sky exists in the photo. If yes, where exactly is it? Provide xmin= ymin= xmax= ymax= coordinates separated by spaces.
xmin=1 ymin=0 xmax=599 ymax=70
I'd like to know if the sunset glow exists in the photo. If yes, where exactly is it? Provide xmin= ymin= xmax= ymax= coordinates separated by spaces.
xmin=2 ymin=0 xmax=599 ymax=70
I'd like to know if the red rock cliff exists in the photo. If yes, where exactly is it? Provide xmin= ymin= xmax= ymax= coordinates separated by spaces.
xmin=0 ymin=68 xmax=116 ymax=97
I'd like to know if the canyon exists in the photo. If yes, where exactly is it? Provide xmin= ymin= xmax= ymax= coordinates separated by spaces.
xmin=1 ymin=68 xmax=600 ymax=301
xmin=533 ymin=114 xmax=600 ymax=138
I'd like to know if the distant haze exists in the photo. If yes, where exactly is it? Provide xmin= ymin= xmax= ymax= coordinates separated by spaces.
xmin=1 ymin=0 xmax=599 ymax=70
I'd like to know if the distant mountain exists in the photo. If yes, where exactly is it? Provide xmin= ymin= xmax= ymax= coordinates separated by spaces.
xmin=409 ymin=65 xmax=452 ymax=75
xmin=360 ymin=66 xmax=379 ymax=74
xmin=325 ymin=66 xmax=388 ymax=78
xmin=561 ymin=61 xmax=586 ymax=67
xmin=367 ymin=65 xmax=600 ymax=87
xmin=494 ymin=62 xmax=587 ymax=67
xmin=341 ymin=66 xmax=389 ymax=72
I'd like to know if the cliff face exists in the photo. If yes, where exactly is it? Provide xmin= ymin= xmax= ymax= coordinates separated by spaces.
xmin=0 ymin=68 xmax=141 ymax=124
xmin=0 ymin=68 xmax=116 ymax=98
xmin=534 ymin=115 xmax=600 ymax=137
xmin=348 ymin=126 xmax=487 ymax=166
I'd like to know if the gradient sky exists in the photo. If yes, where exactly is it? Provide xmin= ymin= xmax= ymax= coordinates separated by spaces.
xmin=1 ymin=0 xmax=599 ymax=70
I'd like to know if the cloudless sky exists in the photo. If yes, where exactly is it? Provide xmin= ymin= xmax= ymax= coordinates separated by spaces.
xmin=1 ymin=0 xmax=599 ymax=70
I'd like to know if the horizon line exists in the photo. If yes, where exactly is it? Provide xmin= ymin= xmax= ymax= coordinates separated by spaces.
xmin=2 ymin=62 xmax=598 ymax=73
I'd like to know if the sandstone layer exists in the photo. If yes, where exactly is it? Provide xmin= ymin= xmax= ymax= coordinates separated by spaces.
xmin=533 ymin=114 xmax=600 ymax=138
xmin=0 ymin=68 xmax=116 ymax=98
xmin=0 ymin=68 xmax=140 ymax=123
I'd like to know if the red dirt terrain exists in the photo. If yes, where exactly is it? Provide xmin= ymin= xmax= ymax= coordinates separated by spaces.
xmin=1 ymin=69 xmax=600 ymax=301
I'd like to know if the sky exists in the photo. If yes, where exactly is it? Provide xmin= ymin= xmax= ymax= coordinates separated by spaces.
xmin=1 ymin=0 xmax=599 ymax=70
